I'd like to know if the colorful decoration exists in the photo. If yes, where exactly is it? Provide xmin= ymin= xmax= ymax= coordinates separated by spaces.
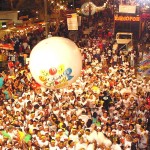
xmin=29 ymin=37 xmax=82 ymax=89
xmin=39 ymin=64 xmax=74 ymax=88
xmin=138 ymin=52 xmax=150 ymax=77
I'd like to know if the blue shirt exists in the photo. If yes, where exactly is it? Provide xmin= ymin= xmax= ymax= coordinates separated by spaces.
xmin=3 ymin=90 xmax=9 ymax=100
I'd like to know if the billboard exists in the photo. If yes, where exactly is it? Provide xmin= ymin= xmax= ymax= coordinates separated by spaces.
xmin=119 ymin=5 xmax=136 ymax=14
xmin=67 ymin=13 xmax=78 ymax=30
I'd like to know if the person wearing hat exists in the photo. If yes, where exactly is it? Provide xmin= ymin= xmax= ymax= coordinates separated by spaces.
xmin=69 ymin=128 xmax=79 ymax=143
xmin=54 ymin=133 xmax=61 ymax=144
xmin=49 ymin=139 xmax=57 ymax=150
xmin=37 ymin=135 xmax=49 ymax=148
xmin=57 ymin=128 xmax=68 ymax=141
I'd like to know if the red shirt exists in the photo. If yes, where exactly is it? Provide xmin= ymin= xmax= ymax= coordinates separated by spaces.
xmin=147 ymin=97 xmax=150 ymax=106
xmin=8 ymin=61 xmax=14 ymax=69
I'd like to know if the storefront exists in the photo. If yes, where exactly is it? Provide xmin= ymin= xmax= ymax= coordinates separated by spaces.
xmin=114 ymin=14 xmax=141 ymax=39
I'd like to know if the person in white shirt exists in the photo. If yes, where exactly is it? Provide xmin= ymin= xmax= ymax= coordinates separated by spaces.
xmin=69 ymin=128 xmax=79 ymax=143
xmin=111 ymin=139 xmax=122 ymax=150
xmin=38 ymin=136 xmax=49 ymax=148
xmin=79 ymin=97 xmax=88 ymax=107
xmin=56 ymin=141 xmax=67 ymax=150
xmin=67 ymin=140 xmax=75 ymax=150
xmin=23 ymin=41 xmax=28 ymax=50
xmin=116 ymin=124 xmax=123 ymax=137
xmin=130 ymin=52 xmax=135 ymax=67
xmin=138 ymin=126 xmax=149 ymax=149
xmin=124 ymin=134 xmax=132 ymax=150
xmin=78 ymin=111 xmax=90 ymax=125
xmin=17 ymin=97 xmax=25 ymax=107
xmin=49 ymin=139 xmax=57 ymax=150
xmin=14 ymin=103 xmax=22 ymax=115
xmin=74 ymin=85 xmax=83 ymax=97
xmin=75 ymin=136 xmax=88 ymax=150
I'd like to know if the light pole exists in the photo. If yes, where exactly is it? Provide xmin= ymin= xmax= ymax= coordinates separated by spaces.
xmin=44 ymin=0 xmax=49 ymax=38
xmin=88 ymin=0 xmax=91 ymax=28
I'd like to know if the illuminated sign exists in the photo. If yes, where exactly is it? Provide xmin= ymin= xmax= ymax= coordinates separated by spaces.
xmin=114 ymin=15 xmax=140 ymax=22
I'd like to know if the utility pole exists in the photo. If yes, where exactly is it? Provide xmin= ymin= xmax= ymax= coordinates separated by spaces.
xmin=88 ymin=0 xmax=91 ymax=28
xmin=44 ymin=0 xmax=49 ymax=38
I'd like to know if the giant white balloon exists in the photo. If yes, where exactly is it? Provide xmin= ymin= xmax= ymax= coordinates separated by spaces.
xmin=81 ymin=2 xmax=96 ymax=16
xmin=29 ymin=37 xmax=82 ymax=89
xmin=81 ymin=1 xmax=108 ymax=16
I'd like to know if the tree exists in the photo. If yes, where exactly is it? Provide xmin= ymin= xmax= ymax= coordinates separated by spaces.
xmin=7 ymin=0 xmax=73 ymax=35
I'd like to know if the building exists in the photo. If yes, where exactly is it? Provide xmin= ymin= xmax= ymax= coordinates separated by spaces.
xmin=0 ymin=11 xmax=23 ymax=29
xmin=114 ymin=5 xmax=144 ymax=39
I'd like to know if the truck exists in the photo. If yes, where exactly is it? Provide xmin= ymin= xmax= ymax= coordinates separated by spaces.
xmin=113 ymin=32 xmax=133 ymax=55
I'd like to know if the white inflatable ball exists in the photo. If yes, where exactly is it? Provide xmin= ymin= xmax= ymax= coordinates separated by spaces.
xmin=29 ymin=37 xmax=82 ymax=89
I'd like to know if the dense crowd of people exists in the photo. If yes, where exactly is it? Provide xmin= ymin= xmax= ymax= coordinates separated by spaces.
xmin=0 ymin=19 xmax=150 ymax=150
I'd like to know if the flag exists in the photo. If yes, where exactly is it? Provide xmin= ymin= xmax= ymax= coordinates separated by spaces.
xmin=139 ymin=59 xmax=150 ymax=66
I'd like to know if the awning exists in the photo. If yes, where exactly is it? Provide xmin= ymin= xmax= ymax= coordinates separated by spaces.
xmin=0 ymin=43 xmax=14 ymax=50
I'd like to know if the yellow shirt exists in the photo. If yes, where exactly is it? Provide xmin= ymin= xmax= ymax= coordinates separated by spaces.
xmin=0 ymin=54 xmax=2 ymax=61
xmin=18 ymin=131 xmax=25 ymax=140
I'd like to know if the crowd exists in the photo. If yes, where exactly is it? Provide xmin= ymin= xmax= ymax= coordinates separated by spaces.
xmin=0 ymin=19 xmax=150 ymax=150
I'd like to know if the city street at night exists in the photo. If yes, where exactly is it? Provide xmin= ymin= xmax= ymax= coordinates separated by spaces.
xmin=0 ymin=0 xmax=150 ymax=149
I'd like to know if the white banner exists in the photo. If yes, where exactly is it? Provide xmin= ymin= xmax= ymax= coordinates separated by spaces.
xmin=119 ymin=5 xmax=136 ymax=14
xmin=67 ymin=13 xmax=78 ymax=30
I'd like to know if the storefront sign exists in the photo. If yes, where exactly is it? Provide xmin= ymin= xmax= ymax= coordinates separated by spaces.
xmin=67 ymin=13 xmax=78 ymax=30
xmin=114 ymin=15 xmax=140 ymax=22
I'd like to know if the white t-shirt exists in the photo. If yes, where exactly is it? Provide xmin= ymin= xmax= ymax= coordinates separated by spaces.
xmin=67 ymin=146 xmax=75 ymax=150
xmin=111 ymin=143 xmax=122 ymax=150
xmin=38 ymin=140 xmax=49 ymax=147
xmin=49 ymin=145 xmax=57 ymax=150
xmin=139 ymin=130 xmax=149 ymax=148
xmin=75 ymin=142 xmax=88 ymax=150
xmin=69 ymin=134 xmax=79 ymax=143
xmin=78 ymin=114 xmax=90 ymax=124
xmin=55 ymin=146 xmax=67 ymax=150
xmin=124 ymin=140 xmax=132 ymax=150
